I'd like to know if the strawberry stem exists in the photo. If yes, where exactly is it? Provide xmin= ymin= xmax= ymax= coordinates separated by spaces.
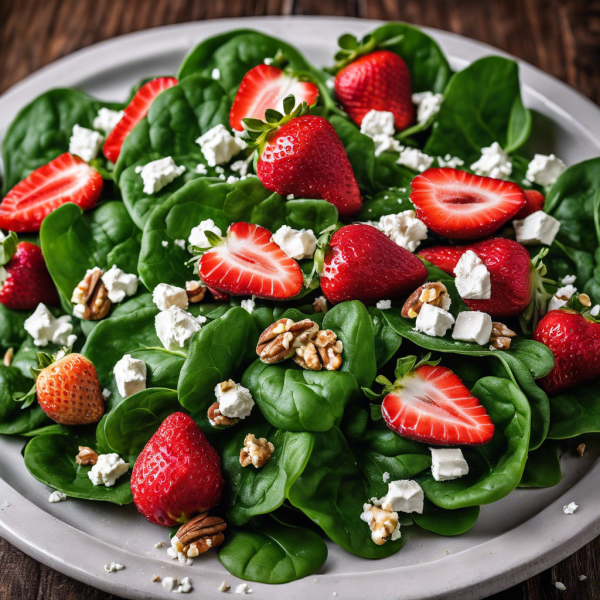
xmin=519 ymin=248 xmax=555 ymax=334
xmin=329 ymin=33 xmax=405 ymax=72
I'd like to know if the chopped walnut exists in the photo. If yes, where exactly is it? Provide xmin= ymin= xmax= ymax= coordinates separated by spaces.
xmin=3 ymin=347 xmax=13 ymax=367
xmin=185 ymin=280 xmax=207 ymax=303
xmin=402 ymin=282 xmax=451 ymax=318
xmin=152 ymin=575 xmax=161 ymax=583
xmin=577 ymin=443 xmax=586 ymax=457
xmin=71 ymin=267 xmax=111 ymax=321
xmin=75 ymin=446 xmax=98 ymax=466
xmin=256 ymin=318 xmax=319 ymax=363
xmin=489 ymin=322 xmax=517 ymax=350
xmin=313 ymin=295 xmax=328 ymax=314
xmin=207 ymin=401 xmax=238 ymax=427
xmin=240 ymin=433 xmax=274 ymax=468
xmin=294 ymin=329 xmax=343 ymax=371
xmin=360 ymin=503 xmax=400 ymax=545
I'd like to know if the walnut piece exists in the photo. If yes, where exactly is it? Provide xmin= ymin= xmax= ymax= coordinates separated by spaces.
xmin=313 ymin=295 xmax=328 ymax=314
xmin=361 ymin=503 xmax=400 ymax=545
xmin=402 ymin=282 xmax=451 ymax=318
xmin=173 ymin=513 xmax=226 ymax=557
xmin=240 ymin=433 xmax=274 ymax=468
xmin=75 ymin=446 xmax=99 ymax=466
xmin=577 ymin=443 xmax=586 ymax=457
xmin=3 ymin=347 xmax=13 ymax=367
xmin=207 ymin=401 xmax=238 ymax=427
xmin=71 ymin=267 xmax=112 ymax=321
xmin=256 ymin=318 xmax=319 ymax=363
xmin=185 ymin=280 xmax=207 ymax=303
xmin=294 ymin=329 xmax=343 ymax=371
xmin=490 ymin=322 xmax=517 ymax=350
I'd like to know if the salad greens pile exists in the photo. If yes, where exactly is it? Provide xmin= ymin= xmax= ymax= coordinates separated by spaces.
xmin=0 ymin=22 xmax=599 ymax=586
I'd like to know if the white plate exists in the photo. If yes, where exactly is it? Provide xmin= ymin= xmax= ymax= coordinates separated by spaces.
xmin=1 ymin=16 xmax=599 ymax=600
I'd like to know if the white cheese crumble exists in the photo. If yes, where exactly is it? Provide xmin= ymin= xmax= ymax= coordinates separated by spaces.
xmin=174 ymin=239 xmax=186 ymax=250
xmin=104 ymin=562 xmax=125 ymax=573
xmin=397 ymin=147 xmax=434 ymax=172
xmin=548 ymin=284 xmax=576 ymax=312
xmin=231 ymin=155 xmax=253 ymax=177
xmin=561 ymin=274 xmax=576 ymax=285
xmin=430 ymin=448 xmax=469 ymax=481
xmin=188 ymin=219 xmax=222 ymax=248
xmin=378 ymin=210 xmax=428 ymax=252
xmin=375 ymin=480 xmax=424 ymax=514
xmin=102 ymin=388 xmax=111 ymax=399
xmin=359 ymin=110 xmax=403 ymax=156
xmin=218 ymin=581 xmax=230 ymax=593
xmin=211 ymin=68 xmax=221 ymax=80
xmin=241 ymin=298 xmax=255 ymax=314
xmin=555 ymin=582 xmax=566 ymax=591
xmin=376 ymin=300 xmax=392 ymax=310
xmin=93 ymin=108 xmax=124 ymax=134
xmin=437 ymin=154 xmax=465 ymax=168
xmin=154 ymin=541 xmax=164 ymax=549
xmin=175 ymin=577 xmax=193 ymax=594
xmin=454 ymin=251 xmax=491 ymax=300
xmin=196 ymin=163 xmax=208 ymax=175
xmin=415 ymin=303 xmax=455 ymax=337
xmin=155 ymin=306 xmax=205 ymax=351
xmin=113 ymin=354 xmax=146 ymax=397
xmin=196 ymin=124 xmax=245 ymax=167
xmin=214 ymin=381 xmax=255 ymax=420
xmin=563 ymin=502 xmax=579 ymax=515
xmin=382 ymin=472 xmax=390 ymax=483
xmin=152 ymin=283 xmax=189 ymax=311
xmin=135 ymin=157 xmax=185 ymax=194
xmin=513 ymin=211 xmax=561 ymax=246
xmin=162 ymin=577 xmax=176 ymax=592
xmin=236 ymin=583 xmax=252 ymax=594
xmin=69 ymin=124 xmax=103 ymax=162
xmin=452 ymin=311 xmax=493 ymax=345
xmin=161 ymin=240 xmax=169 ymax=248
xmin=272 ymin=225 xmax=318 ymax=260
xmin=88 ymin=453 xmax=129 ymax=487
xmin=579 ymin=575 xmax=587 ymax=581
xmin=412 ymin=91 xmax=444 ymax=124
xmin=24 ymin=303 xmax=77 ymax=347
xmin=470 ymin=142 xmax=512 ymax=179
xmin=526 ymin=154 xmax=566 ymax=186
xmin=48 ymin=491 xmax=67 ymax=503
xmin=101 ymin=265 xmax=138 ymax=303
xmin=591 ymin=305 xmax=600 ymax=317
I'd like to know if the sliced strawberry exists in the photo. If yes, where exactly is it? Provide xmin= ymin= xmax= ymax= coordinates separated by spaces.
xmin=0 ymin=153 xmax=103 ymax=232
xmin=199 ymin=222 xmax=304 ymax=299
xmin=382 ymin=364 xmax=495 ymax=446
xmin=514 ymin=189 xmax=545 ymax=220
xmin=418 ymin=246 xmax=464 ymax=276
xmin=230 ymin=65 xmax=319 ymax=132
xmin=103 ymin=77 xmax=178 ymax=163
xmin=410 ymin=168 xmax=526 ymax=240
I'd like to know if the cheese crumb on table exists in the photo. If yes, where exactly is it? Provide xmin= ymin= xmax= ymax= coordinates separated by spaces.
xmin=104 ymin=562 xmax=125 ymax=573
xmin=563 ymin=502 xmax=579 ymax=515
xmin=48 ymin=491 xmax=67 ymax=503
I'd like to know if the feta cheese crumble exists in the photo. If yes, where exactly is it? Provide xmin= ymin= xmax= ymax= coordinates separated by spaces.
xmin=383 ymin=472 xmax=390 ymax=483
xmin=272 ymin=225 xmax=318 ymax=260
xmin=48 ymin=490 xmax=67 ymax=503
xmin=412 ymin=91 xmax=444 ymax=124
xmin=24 ymin=303 xmax=77 ymax=347
xmin=415 ymin=303 xmax=455 ymax=337
xmin=162 ymin=577 xmax=176 ymax=592
xmin=104 ymin=562 xmax=125 ymax=573
xmin=470 ymin=142 xmax=512 ymax=179
xmin=236 ymin=583 xmax=252 ymax=594
xmin=211 ymin=68 xmax=221 ymax=80
xmin=113 ymin=354 xmax=146 ymax=397
xmin=196 ymin=163 xmax=208 ymax=175
xmin=89 ymin=454 xmax=129 ymax=486
xmin=101 ymin=265 xmax=138 ymax=303
xmin=196 ymin=124 xmax=245 ymax=167
xmin=397 ymin=147 xmax=434 ymax=172
xmin=548 ymin=284 xmax=576 ymax=312
xmin=513 ymin=211 xmax=561 ymax=246
xmin=376 ymin=300 xmax=392 ymax=310
xmin=215 ymin=381 xmax=255 ymax=420
xmin=188 ymin=219 xmax=222 ymax=248
xmin=175 ymin=577 xmax=193 ymax=594
xmin=241 ymin=298 xmax=255 ymax=314
xmin=93 ymin=108 xmax=124 ymax=134
xmin=437 ymin=154 xmax=465 ymax=168
xmin=591 ymin=305 xmax=600 ymax=317
xmin=152 ymin=283 xmax=189 ymax=311
xmin=69 ymin=124 xmax=103 ymax=162
xmin=452 ymin=311 xmax=493 ymax=345
xmin=359 ymin=110 xmax=403 ymax=156
xmin=561 ymin=274 xmax=577 ymax=285
xmin=218 ymin=581 xmax=231 ymax=592
xmin=454 ymin=251 xmax=491 ymax=300
xmin=563 ymin=502 xmax=579 ymax=515
xmin=102 ymin=388 xmax=111 ymax=399
xmin=430 ymin=448 xmax=469 ymax=481
xmin=554 ymin=582 xmax=566 ymax=591
xmin=376 ymin=480 xmax=424 ymax=514
xmin=525 ymin=154 xmax=566 ymax=186
xmin=155 ymin=306 xmax=205 ymax=351
xmin=378 ymin=210 xmax=428 ymax=252
xmin=135 ymin=157 xmax=185 ymax=194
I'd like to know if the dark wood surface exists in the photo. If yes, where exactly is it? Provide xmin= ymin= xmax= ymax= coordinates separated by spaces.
xmin=1 ymin=0 xmax=599 ymax=598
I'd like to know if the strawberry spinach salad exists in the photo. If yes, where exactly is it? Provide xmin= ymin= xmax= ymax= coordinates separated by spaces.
xmin=0 ymin=22 xmax=599 ymax=588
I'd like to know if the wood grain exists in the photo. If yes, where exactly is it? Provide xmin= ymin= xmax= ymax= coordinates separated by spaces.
xmin=1 ymin=1 xmax=599 ymax=599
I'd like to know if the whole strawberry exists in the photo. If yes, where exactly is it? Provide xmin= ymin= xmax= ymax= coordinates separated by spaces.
xmin=0 ymin=241 xmax=59 ymax=310
xmin=534 ymin=306 xmax=600 ymax=395
xmin=321 ymin=224 xmax=428 ymax=305
xmin=131 ymin=412 xmax=223 ymax=527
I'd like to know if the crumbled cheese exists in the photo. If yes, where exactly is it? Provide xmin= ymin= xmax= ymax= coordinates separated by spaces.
xmin=174 ymin=577 xmax=192 ymax=594
xmin=215 ymin=166 xmax=225 ymax=174
xmin=526 ymin=154 xmax=566 ymax=186
xmin=452 ymin=311 xmax=493 ymax=345
xmin=218 ymin=581 xmax=231 ymax=592
xmin=412 ymin=92 xmax=444 ymax=124
xmin=554 ymin=582 xmax=566 ymax=591
xmin=561 ymin=274 xmax=576 ymax=285
xmin=93 ymin=108 xmax=124 ymax=134
xmin=397 ymin=147 xmax=434 ymax=172
xmin=241 ymin=298 xmax=255 ymax=314
xmin=101 ymin=265 xmax=138 ymax=303
xmin=360 ymin=110 xmax=395 ymax=138
xmin=591 ymin=305 xmax=600 ymax=317
xmin=48 ymin=491 xmax=67 ymax=503
xmin=113 ymin=354 xmax=146 ymax=397
xmin=378 ymin=210 xmax=428 ymax=252
xmin=454 ymin=251 xmax=491 ymax=300
xmin=579 ymin=575 xmax=587 ymax=581
xmin=563 ymin=502 xmax=579 ymax=515
xmin=69 ymin=124 xmax=103 ymax=162
xmin=514 ymin=211 xmax=561 ymax=246
xmin=437 ymin=154 xmax=465 ymax=168
xmin=24 ymin=303 xmax=77 ymax=347
xmin=415 ymin=303 xmax=455 ymax=337
xmin=430 ymin=448 xmax=469 ymax=481
xmin=376 ymin=300 xmax=392 ymax=310
xmin=135 ymin=157 xmax=185 ymax=194
xmin=196 ymin=163 xmax=208 ymax=175
xmin=154 ymin=541 xmax=164 ymax=549
xmin=162 ymin=577 xmax=177 ymax=592
xmin=152 ymin=283 xmax=189 ymax=311
xmin=72 ymin=303 xmax=86 ymax=319
xmin=196 ymin=124 xmax=245 ymax=167
xmin=231 ymin=156 xmax=252 ymax=177
xmin=215 ymin=381 xmax=254 ymax=420
xmin=155 ymin=306 xmax=204 ymax=351
xmin=161 ymin=240 xmax=169 ymax=248
xmin=236 ymin=583 xmax=252 ymax=594
xmin=548 ymin=284 xmax=577 ymax=311
xmin=227 ymin=175 xmax=240 ymax=184
xmin=470 ymin=142 xmax=512 ymax=179
xmin=188 ymin=219 xmax=222 ymax=248
xmin=272 ymin=225 xmax=318 ymax=260
xmin=373 ymin=135 xmax=404 ymax=156
xmin=211 ymin=68 xmax=221 ymax=80
xmin=174 ymin=239 xmax=186 ymax=250
xmin=89 ymin=453 xmax=129 ymax=487
xmin=383 ymin=472 xmax=390 ymax=483
xmin=376 ymin=480 xmax=424 ymax=514
xmin=102 ymin=388 xmax=111 ymax=399
xmin=104 ymin=562 xmax=125 ymax=573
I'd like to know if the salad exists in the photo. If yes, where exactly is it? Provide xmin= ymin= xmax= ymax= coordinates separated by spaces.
xmin=0 ymin=22 xmax=599 ymax=591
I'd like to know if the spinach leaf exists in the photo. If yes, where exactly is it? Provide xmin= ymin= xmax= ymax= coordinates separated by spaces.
xmin=358 ymin=186 xmax=413 ymax=221
xmin=0 ymin=305 xmax=30 ymax=350
xmin=424 ymin=57 xmax=531 ymax=163
xmin=218 ymin=521 xmax=327 ymax=584
xmin=518 ymin=439 xmax=562 ymax=488
xmin=285 ymin=199 xmax=338 ymax=234
xmin=368 ymin=306 xmax=403 ymax=369
xmin=221 ymin=422 xmax=314 ymax=526
xmin=413 ymin=501 xmax=480 ymax=536
xmin=547 ymin=380 xmax=600 ymax=439
xmin=24 ymin=432 xmax=133 ymax=504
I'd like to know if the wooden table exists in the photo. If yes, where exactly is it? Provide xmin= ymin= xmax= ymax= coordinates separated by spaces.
xmin=0 ymin=0 xmax=599 ymax=598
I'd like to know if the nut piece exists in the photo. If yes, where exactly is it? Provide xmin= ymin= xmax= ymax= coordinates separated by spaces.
xmin=313 ymin=295 xmax=328 ymax=314
xmin=72 ymin=267 xmax=112 ymax=321
xmin=361 ymin=504 xmax=399 ymax=545
xmin=185 ymin=280 xmax=207 ymax=303
xmin=207 ymin=401 xmax=238 ymax=427
xmin=152 ymin=575 xmax=161 ymax=583
xmin=577 ymin=443 xmax=586 ymax=457
xmin=578 ymin=293 xmax=591 ymax=307
xmin=173 ymin=512 xmax=227 ymax=557
xmin=240 ymin=433 xmax=274 ymax=468
xmin=256 ymin=318 xmax=319 ymax=363
xmin=294 ymin=329 xmax=343 ymax=371
xmin=402 ymin=282 xmax=451 ymax=318
xmin=489 ymin=322 xmax=517 ymax=350
xmin=75 ymin=446 xmax=99 ymax=466
xmin=3 ymin=347 xmax=13 ymax=367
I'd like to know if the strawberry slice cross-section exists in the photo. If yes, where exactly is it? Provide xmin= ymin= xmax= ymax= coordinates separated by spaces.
xmin=198 ymin=222 xmax=304 ymax=299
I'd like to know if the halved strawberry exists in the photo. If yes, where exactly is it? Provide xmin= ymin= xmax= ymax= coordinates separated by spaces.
xmin=0 ymin=153 xmax=103 ymax=232
xmin=103 ymin=77 xmax=178 ymax=163
xmin=514 ymin=189 xmax=545 ymax=220
xmin=410 ymin=168 xmax=526 ymax=240
xmin=230 ymin=64 xmax=319 ymax=132
xmin=380 ymin=357 xmax=495 ymax=446
xmin=198 ymin=222 xmax=304 ymax=299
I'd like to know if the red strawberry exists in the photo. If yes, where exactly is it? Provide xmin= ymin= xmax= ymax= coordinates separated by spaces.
xmin=419 ymin=238 xmax=532 ymax=318
xmin=0 ymin=153 xmax=102 ymax=232
xmin=381 ymin=361 xmax=495 ymax=446
xmin=335 ymin=50 xmax=414 ymax=130
xmin=410 ymin=168 xmax=526 ymax=240
xmin=199 ymin=222 xmax=304 ymax=299
xmin=103 ymin=77 xmax=178 ymax=163
xmin=0 ymin=242 xmax=59 ymax=309
xmin=230 ymin=64 xmax=319 ymax=131
xmin=320 ymin=224 xmax=428 ymax=305
xmin=206 ymin=285 xmax=230 ymax=302
xmin=131 ymin=412 xmax=223 ymax=527
xmin=534 ymin=309 xmax=600 ymax=395
xmin=514 ymin=189 xmax=545 ymax=220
